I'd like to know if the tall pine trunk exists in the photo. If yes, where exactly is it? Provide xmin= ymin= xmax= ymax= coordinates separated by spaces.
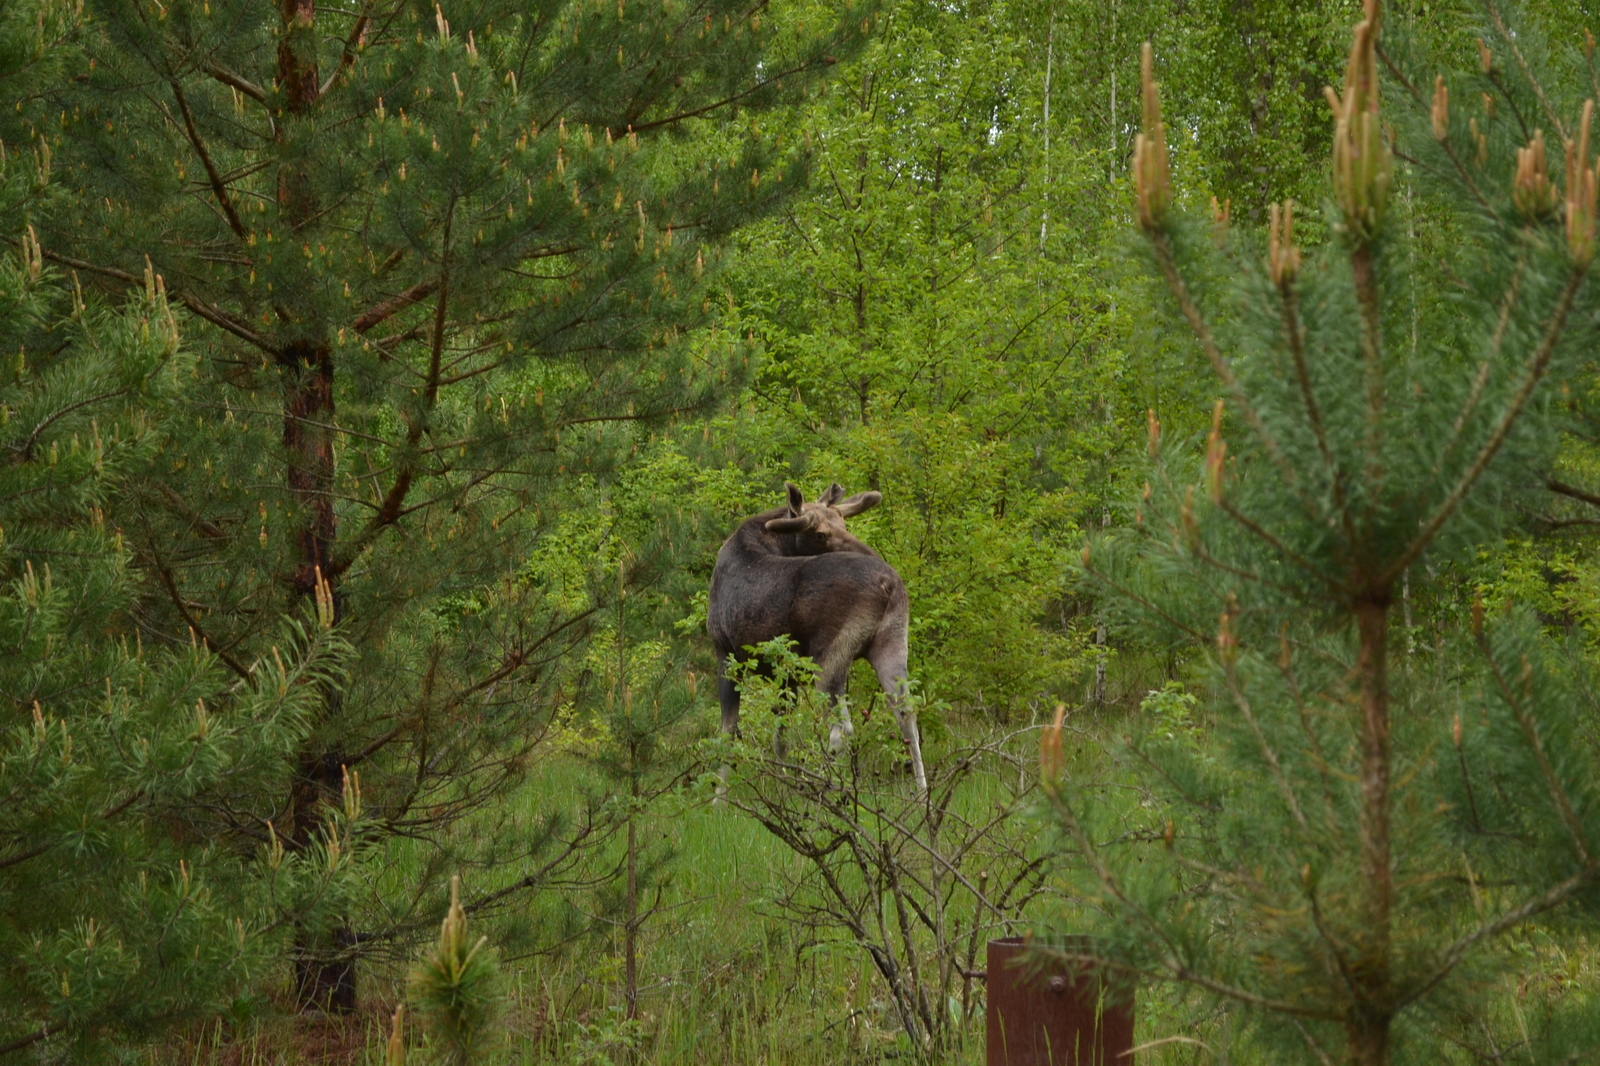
xmin=283 ymin=339 xmax=351 ymax=1011
xmin=275 ymin=0 xmax=355 ymax=1012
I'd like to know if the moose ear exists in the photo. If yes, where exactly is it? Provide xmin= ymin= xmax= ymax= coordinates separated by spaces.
xmin=784 ymin=481 xmax=805 ymax=516
xmin=819 ymin=482 xmax=845 ymax=506
xmin=835 ymin=491 xmax=881 ymax=518
xmin=765 ymin=511 xmax=818 ymax=534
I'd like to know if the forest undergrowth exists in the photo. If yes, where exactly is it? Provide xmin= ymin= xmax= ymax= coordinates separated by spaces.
xmin=143 ymin=642 xmax=1600 ymax=1066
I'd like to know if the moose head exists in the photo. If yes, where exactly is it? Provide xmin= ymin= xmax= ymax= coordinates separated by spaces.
xmin=762 ymin=482 xmax=882 ymax=556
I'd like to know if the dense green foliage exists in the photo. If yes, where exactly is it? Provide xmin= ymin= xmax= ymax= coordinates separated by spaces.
xmin=0 ymin=4 xmax=356 ymax=1053
xmin=20 ymin=0 xmax=876 ymax=1013
xmin=12 ymin=0 xmax=1600 ymax=1061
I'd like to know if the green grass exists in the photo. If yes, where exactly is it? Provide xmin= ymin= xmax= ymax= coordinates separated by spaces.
xmin=498 ymin=751 xmax=990 ymax=1065
xmin=155 ymin=653 xmax=1600 ymax=1066
xmin=146 ymin=670 xmax=1184 ymax=1065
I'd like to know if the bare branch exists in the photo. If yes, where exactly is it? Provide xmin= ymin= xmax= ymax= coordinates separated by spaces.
xmin=170 ymin=80 xmax=248 ymax=240
xmin=352 ymin=279 xmax=439 ymax=334
xmin=203 ymin=62 xmax=267 ymax=104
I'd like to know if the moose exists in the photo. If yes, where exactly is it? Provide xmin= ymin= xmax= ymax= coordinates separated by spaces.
xmin=707 ymin=482 xmax=927 ymax=792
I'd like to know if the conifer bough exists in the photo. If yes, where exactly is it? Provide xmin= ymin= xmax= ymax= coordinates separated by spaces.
xmin=32 ymin=0 xmax=872 ymax=1012
xmin=1059 ymin=2 xmax=1600 ymax=1063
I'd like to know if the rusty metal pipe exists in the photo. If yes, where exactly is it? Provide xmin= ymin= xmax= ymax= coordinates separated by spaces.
xmin=986 ymin=936 xmax=1135 ymax=1066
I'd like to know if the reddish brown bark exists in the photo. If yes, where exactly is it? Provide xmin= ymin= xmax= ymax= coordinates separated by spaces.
xmin=278 ymin=0 xmax=320 ymax=116
xmin=273 ymin=0 xmax=356 ymax=1015
xmin=281 ymin=342 xmax=337 ymax=600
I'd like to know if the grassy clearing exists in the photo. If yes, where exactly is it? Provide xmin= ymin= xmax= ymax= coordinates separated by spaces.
xmin=138 ymin=650 xmax=1283 ymax=1066
xmin=155 ymin=657 xmax=1600 ymax=1066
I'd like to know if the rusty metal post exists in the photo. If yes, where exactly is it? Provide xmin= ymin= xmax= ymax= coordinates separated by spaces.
xmin=986 ymin=936 xmax=1134 ymax=1066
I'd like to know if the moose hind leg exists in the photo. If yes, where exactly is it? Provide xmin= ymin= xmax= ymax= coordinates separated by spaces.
xmin=815 ymin=654 xmax=856 ymax=753
xmin=867 ymin=634 xmax=927 ymax=792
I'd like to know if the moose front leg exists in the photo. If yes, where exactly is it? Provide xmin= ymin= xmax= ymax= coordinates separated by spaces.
xmin=717 ymin=663 xmax=741 ymax=739
xmin=715 ymin=651 xmax=740 ymax=804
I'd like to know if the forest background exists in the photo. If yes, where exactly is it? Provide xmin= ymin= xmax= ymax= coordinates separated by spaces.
xmin=8 ymin=0 xmax=1600 ymax=1062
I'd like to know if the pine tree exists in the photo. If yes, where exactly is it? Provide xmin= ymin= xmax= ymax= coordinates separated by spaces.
xmin=0 ymin=4 xmax=353 ymax=1053
xmin=1047 ymin=2 xmax=1600 ymax=1062
xmin=405 ymin=876 xmax=503 ymax=1066
xmin=28 ymin=0 xmax=872 ymax=1010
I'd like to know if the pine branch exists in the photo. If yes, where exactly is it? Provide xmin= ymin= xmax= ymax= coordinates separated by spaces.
xmin=152 ymin=558 xmax=253 ymax=681
xmin=1221 ymin=659 xmax=1308 ymax=829
xmin=1534 ymin=515 xmax=1600 ymax=529
xmin=203 ymin=61 xmax=267 ymax=104
xmin=1305 ymin=882 xmax=1361 ymax=1004
xmin=333 ymin=227 xmax=452 ymax=574
xmin=38 ymin=249 xmax=274 ymax=353
xmin=0 ymin=1024 xmax=52 ymax=1056
xmin=318 ymin=0 xmax=377 ymax=98
xmin=1483 ymin=0 xmax=1566 ymax=141
xmin=1477 ymin=630 xmax=1593 ymax=863
xmin=11 ymin=387 xmax=134 ymax=461
xmin=352 ymin=279 xmax=439 ymax=334
xmin=1217 ymin=500 xmax=1336 ymax=590
xmin=1484 ymin=67 xmax=1534 ymax=144
xmin=1433 ymin=258 xmax=1525 ymax=479
xmin=1083 ymin=904 xmax=1341 ymax=1019
xmin=1400 ymin=861 xmax=1599 ymax=1010
xmin=1544 ymin=477 xmax=1600 ymax=511
xmin=169 ymin=80 xmax=247 ymax=240
xmin=1148 ymin=233 xmax=1307 ymax=504
xmin=0 ymin=789 xmax=145 ymax=872
xmin=1375 ymin=45 xmax=1492 ymax=209
xmin=622 ymin=56 xmax=838 ymax=134
xmin=1292 ymin=1019 xmax=1337 ymax=1066
xmin=1080 ymin=562 xmax=1207 ymax=641
xmin=0 ymin=842 xmax=53 ymax=871
xmin=1190 ymin=540 xmax=1304 ymax=598
xmin=1041 ymin=781 xmax=1338 ymax=1020
xmin=463 ymin=813 xmax=608 ymax=913
xmin=1279 ymin=657 xmax=1343 ymax=837
xmin=1383 ymin=268 xmax=1585 ymax=588
xmin=1281 ymin=284 xmax=1350 ymax=532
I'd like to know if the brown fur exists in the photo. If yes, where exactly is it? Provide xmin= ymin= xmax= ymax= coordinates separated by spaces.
xmin=707 ymin=483 xmax=926 ymax=788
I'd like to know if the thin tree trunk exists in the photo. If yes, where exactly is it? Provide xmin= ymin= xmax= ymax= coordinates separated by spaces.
xmin=284 ymin=340 xmax=351 ymax=1011
xmin=1040 ymin=9 xmax=1053 ymax=249
xmin=1108 ymin=0 xmax=1117 ymax=184
xmin=282 ymin=343 xmax=338 ymax=601
xmin=620 ymin=563 xmax=639 ymax=1022
xmin=1350 ymin=598 xmax=1392 ymax=1066
xmin=625 ymin=803 xmax=639 ymax=1021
